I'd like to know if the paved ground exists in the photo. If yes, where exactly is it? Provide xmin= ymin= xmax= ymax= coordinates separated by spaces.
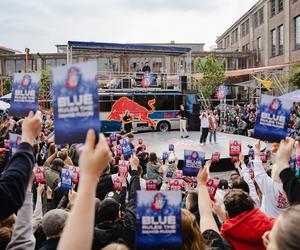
xmin=137 ymin=131 xmax=267 ymax=160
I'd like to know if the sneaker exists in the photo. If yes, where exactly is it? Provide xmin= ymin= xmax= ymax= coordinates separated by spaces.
xmin=181 ymin=136 xmax=184 ymax=138
xmin=185 ymin=135 xmax=189 ymax=138
xmin=200 ymin=143 xmax=204 ymax=146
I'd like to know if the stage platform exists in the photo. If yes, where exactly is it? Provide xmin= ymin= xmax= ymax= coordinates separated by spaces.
xmin=137 ymin=131 xmax=266 ymax=173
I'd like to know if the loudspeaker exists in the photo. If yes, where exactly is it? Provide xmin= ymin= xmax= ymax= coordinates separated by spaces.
xmin=188 ymin=113 xmax=200 ymax=131
xmin=180 ymin=76 xmax=187 ymax=91
xmin=122 ymin=79 xmax=131 ymax=88
xmin=193 ymin=104 xmax=200 ymax=114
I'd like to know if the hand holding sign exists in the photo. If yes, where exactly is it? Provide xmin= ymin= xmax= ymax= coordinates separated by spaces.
xmin=197 ymin=160 xmax=210 ymax=185
xmin=79 ymin=130 xmax=112 ymax=182
xmin=276 ymin=138 xmax=295 ymax=167
xmin=22 ymin=111 xmax=42 ymax=146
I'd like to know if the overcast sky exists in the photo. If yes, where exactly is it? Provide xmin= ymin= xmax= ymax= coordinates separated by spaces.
xmin=0 ymin=0 xmax=257 ymax=53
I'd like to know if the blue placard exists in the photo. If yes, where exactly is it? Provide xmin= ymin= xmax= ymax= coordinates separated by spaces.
xmin=9 ymin=133 xmax=22 ymax=157
xmin=254 ymin=95 xmax=293 ymax=142
xmin=119 ymin=138 xmax=132 ymax=160
xmin=52 ymin=61 xmax=99 ymax=144
xmin=136 ymin=191 xmax=182 ymax=250
xmin=183 ymin=149 xmax=205 ymax=176
xmin=9 ymin=73 xmax=40 ymax=117
xmin=169 ymin=144 xmax=174 ymax=151
xmin=61 ymin=169 xmax=73 ymax=190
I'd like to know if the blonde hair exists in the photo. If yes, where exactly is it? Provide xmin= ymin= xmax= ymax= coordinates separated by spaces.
xmin=0 ymin=214 xmax=16 ymax=247
xmin=181 ymin=208 xmax=207 ymax=250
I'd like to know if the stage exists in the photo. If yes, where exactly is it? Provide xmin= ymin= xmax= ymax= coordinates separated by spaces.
xmin=137 ymin=131 xmax=266 ymax=172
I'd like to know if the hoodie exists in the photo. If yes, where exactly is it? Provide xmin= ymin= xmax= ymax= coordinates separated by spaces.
xmin=221 ymin=208 xmax=274 ymax=250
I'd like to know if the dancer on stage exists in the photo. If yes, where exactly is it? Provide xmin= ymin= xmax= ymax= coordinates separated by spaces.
xmin=176 ymin=105 xmax=189 ymax=138
xmin=199 ymin=110 xmax=209 ymax=146
xmin=208 ymin=110 xmax=218 ymax=143
xmin=120 ymin=110 xmax=134 ymax=133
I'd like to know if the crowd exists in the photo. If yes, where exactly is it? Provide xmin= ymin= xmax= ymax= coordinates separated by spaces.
xmin=0 ymin=109 xmax=300 ymax=250
xmin=199 ymin=102 xmax=300 ymax=141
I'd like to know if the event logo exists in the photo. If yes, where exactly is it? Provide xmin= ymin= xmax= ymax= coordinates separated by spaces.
xmin=107 ymin=97 xmax=156 ymax=127
xmin=269 ymin=98 xmax=281 ymax=111
xmin=20 ymin=74 xmax=31 ymax=88
xmin=65 ymin=67 xmax=80 ymax=89
xmin=151 ymin=193 xmax=166 ymax=211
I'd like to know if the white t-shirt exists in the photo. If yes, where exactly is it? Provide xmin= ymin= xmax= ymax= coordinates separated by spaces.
xmin=200 ymin=115 xmax=209 ymax=128
xmin=253 ymin=158 xmax=289 ymax=217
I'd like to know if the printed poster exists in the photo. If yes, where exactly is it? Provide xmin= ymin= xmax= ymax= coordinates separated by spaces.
xmin=9 ymin=73 xmax=40 ymax=117
xmin=254 ymin=95 xmax=293 ymax=142
xmin=52 ymin=61 xmax=99 ymax=144
xmin=9 ymin=133 xmax=22 ymax=157
xmin=183 ymin=150 xmax=205 ymax=176
xmin=136 ymin=191 xmax=182 ymax=250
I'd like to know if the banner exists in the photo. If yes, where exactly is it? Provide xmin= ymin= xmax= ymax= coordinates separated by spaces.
xmin=119 ymin=139 xmax=133 ymax=160
xmin=69 ymin=166 xmax=80 ymax=184
xmin=136 ymin=191 xmax=182 ymax=250
xmin=211 ymin=152 xmax=220 ymax=163
xmin=229 ymin=140 xmax=242 ymax=156
xmin=34 ymin=166 xmax=45 ymax=183
xmin=52 ymin=61 xmax=99 ymax=144
xmin=254 ymin=95 xmax=293 ymax=142
xmin=113 ymin=176 xmax=122 ymax=191
xmin=146 ymin=180 xmax=158 ymax=191
xmin=9 ymin=73 xmax=40 ymax=117
xmin=118 ymin=160 xmax=129 ymax=177
xmin=61 ymin=168 xmax=73 ymax=190
xmin=169 ymin=179 xmax=183 ymax=190
xmin=9 ymin=133 xmax=22 ymax=157
xmin=183 ymin=150 xmax=205 ymax=176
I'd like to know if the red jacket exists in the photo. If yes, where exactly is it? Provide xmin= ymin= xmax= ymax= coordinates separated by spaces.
xmin=221 ymin=208 xmax=275 ymax=250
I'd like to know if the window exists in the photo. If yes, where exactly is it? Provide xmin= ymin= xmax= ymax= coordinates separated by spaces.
xmin=278 ymin=25 xmax=284 ymax=55
xmin=241 ymin=20 xmax=249 ymax=37
xmin=225 ymin=36 xmax=230 ymax=48
xmin=16 ymin=60 xmax=25 ymax=73
xmin=278 ymin=0 xmax=283 ymax=12
xmin=5 ymin=60 xmax=15 ymax=75
xmin=238 ymin=58 xmax=247 ymax=69
xmin=257 ymin=37 xmax=262 ymax=50
xmin=174 ymin=95 xmax=184 ymax=110
xmin=155 ymin=95 xmax=175 ymax=111
xmin=231 ymin=28 xmax=238 ymax=44
xmin=270 ymin=0 xmax=276 ymax=17
xmin=271 ymin=29 xmax=276 ymax=57
xmin=296 ymin=16 xmax=300 ymax=49
xmin=253 ymin=12 xmax=259 ymax=28
xmin=258 ymin=7 xmax=264 ymax=25
xmin=242 ymin=44 xmax=250 ymax=52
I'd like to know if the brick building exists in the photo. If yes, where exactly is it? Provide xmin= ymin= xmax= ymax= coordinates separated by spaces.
xmin=216 ymin=0 xmax=300 ymax=67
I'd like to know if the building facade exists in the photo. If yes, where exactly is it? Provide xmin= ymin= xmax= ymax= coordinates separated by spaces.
xmin=216 ymin=0 xmax=300 ymax=67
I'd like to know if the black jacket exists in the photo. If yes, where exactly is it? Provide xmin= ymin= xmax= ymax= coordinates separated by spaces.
xmin=96 ymin=174 xmax=114 ymax=201
xmin=176 ymin=110 xmax=188 ymax=120
xmin=280 ymin=168 xmax=300 ymax=205
xmin=93 ymin=170 xmax=141 ymax=250
xmin=38 ymin=237 xmax=60 ymax=250
xmin=0 ymin=142 xmax=35 ymax=220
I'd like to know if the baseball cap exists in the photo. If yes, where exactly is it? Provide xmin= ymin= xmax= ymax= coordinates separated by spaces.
xmin=218 ymin=179 xmax=229 ymax=190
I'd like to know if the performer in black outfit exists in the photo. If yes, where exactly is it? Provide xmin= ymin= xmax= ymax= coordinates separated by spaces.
xmin=176 ymin=105 xmax=189 ymax=138
xmin=121 ymin=110 xmax=133 ymax=133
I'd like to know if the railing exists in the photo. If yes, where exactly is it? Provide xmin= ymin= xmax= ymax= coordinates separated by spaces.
xmin=96 ymin=71 xmax=185 ymax=91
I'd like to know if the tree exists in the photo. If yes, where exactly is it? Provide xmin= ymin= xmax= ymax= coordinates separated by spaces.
xmin=195 ymin=54 xmax=227 ymax=99
xmin=3 ymin=79 xmax=11 ymax=95
xmin=39 ymin=67 xmax=51 ymax=99
xmin=284 ymin=65 xmax=300 ymax=88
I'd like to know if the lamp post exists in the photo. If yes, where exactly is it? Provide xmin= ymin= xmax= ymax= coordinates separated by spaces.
xmin=25 ymin=48 xmax=30 ymax=72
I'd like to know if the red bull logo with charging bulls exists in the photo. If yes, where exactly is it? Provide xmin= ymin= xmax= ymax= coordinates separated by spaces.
xmin=107 ymin=97 xmax=156 ymax=127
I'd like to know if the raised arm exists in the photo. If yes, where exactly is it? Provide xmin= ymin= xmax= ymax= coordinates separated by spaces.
xmin=0 ymin=111 xmax=41 ymax=220
xmin=58 ymin=131 xmax=112 ymax=250
xmin=6 ymin=172 xmax=36 ymax=250
xmin=197 ymin=160 xmax=219 ymax=233
xmin=275 ymin=138 xmax=300 ymax=204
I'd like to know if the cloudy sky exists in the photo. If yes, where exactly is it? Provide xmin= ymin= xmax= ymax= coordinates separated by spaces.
xmin=0 ymin=0 xmax=257 ymax=53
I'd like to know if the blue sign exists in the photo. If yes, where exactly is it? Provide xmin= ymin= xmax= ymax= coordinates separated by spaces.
xmin=9 ymin=133 xmax=22 ymax=157
xmin=61 ymin=169 xmax=73 ymax=190
xmin=52 ymin=61 xmax=99 ymax=144
xmin=119 ymin=138 xmax=132 ymax=160
xmin=9 ymin=73 xmax=40 ymax=117
xmin=254 ymin=95 xmax=293 ymax=142
xmin=136 ymin=191 xmax=182 ymax=250
xmin=183 ymin=150 xmax=205 ymax=176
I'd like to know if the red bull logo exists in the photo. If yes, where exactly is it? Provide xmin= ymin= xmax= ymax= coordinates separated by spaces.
xmin=107 ymin=97 xmax=156 ymax=127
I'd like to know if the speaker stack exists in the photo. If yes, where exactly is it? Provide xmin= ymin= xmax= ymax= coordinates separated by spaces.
xmin=188 ymin=103 xmax=200 ymax=131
